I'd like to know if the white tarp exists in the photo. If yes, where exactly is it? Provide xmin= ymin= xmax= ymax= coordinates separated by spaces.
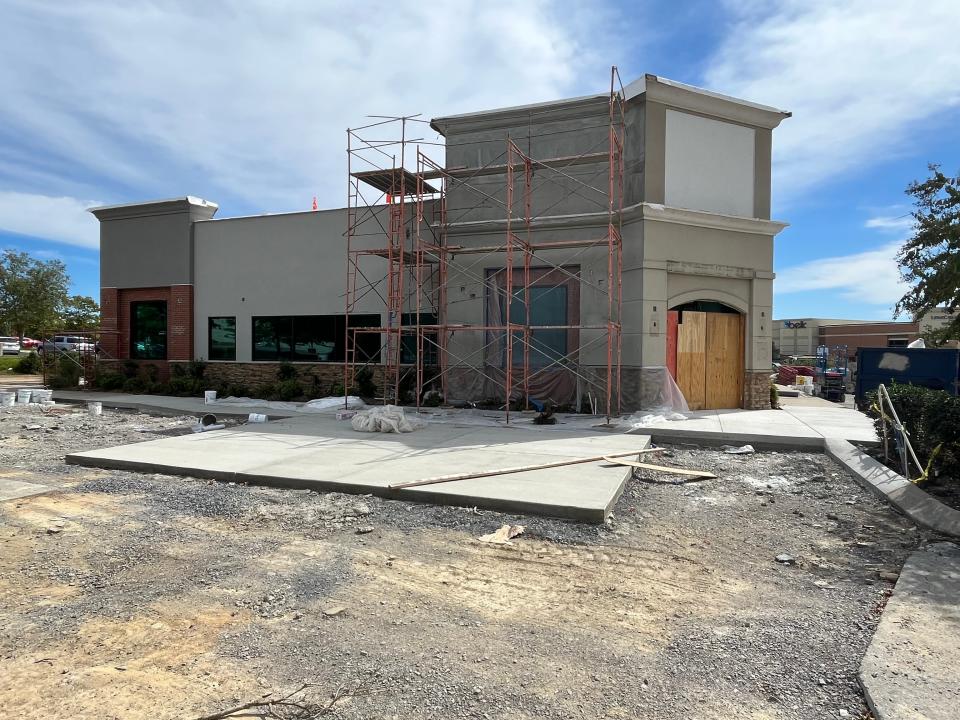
xmin=351 ymin=405 xmax=424 ymax=433
xmin=211 ymin=395 xmax=366 ymax=413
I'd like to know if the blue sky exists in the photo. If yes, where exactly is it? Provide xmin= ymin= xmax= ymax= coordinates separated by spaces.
xmin=1 ymin=0 xmax=958 ymax=320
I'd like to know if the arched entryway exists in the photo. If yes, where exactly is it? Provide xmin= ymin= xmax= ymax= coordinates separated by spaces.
xmin=667 ymin=300 xmax=744 ymax=410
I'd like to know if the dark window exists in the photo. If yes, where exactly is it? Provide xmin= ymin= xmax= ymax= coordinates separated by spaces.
xmin=400 ymin=313 xmax=438 ymax=365
xmin=130 ymin=301 xmax=167 ymax=360
xmin=502 ymin=286 xmax=568 ymax=368
xmin=887 ymin=337 xmax=909 ymax=347
xmin=252 ymin=315 xmax=380 ymax=362
xmin=208 ymin=317 xmax=236 ymax=361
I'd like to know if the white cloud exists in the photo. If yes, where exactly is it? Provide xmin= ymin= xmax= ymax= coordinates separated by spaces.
xmin=704 ymin=1 xmax=960 ymax=201
xmin=865 ymin=215 xmax=914 ymax=233
xmin=0 ymin=192 xmax=100 ymax=248
xmin=0 ymin=0 xmax=619 ymax=225
xmin=775 ymin=241 xmax=905 ymax=306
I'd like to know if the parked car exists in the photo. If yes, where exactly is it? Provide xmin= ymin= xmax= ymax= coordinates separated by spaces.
xmin=40 ymin=335 xmax=96 ymax=353
xmin=0 ymin=336 xmax=21 ymax=355
xmin=20 ymin=337 xmax=41 ymax=350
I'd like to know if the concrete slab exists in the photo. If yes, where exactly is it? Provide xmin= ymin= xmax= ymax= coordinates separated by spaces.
xmin=66 ymin=414 xmax=650 ymax=522
xmin=0 ymin=477 xmax=51 ymax=502
xmin=635 ymin=403 xmax=877 ymax=448
xmin=859 ymin=542 xmax=960 ymax=720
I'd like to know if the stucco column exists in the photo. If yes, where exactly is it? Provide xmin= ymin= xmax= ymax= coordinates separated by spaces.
xmin=745 ymin=273 xmax=774 ymax=408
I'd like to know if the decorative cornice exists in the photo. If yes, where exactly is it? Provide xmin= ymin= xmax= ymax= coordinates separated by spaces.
xmin=634 ymin=203 xmax=789 ymax=236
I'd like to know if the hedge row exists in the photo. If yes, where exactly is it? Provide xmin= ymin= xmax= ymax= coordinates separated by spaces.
xmin=869 ymin=383 xmax=960 ymax=481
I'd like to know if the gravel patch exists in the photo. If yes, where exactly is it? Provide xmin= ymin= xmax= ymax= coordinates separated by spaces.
xmin=0 ymin=402 xmax=931 ymax=719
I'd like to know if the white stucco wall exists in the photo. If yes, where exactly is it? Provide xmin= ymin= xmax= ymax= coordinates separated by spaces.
xmin=664 ymin=109 xmax=755 ymax=218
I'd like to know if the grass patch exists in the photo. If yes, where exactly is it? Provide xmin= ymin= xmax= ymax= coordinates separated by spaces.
xmin=0 ymin=356 xmax=23 ymax=372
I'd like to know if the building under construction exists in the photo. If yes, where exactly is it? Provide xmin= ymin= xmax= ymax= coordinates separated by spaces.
xmin=90 ymin=70 xmax=790 ymax=416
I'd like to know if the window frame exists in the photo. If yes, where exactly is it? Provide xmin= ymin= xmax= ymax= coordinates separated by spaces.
xmin=208 ymin=316 xmax=237 ymax=361
xmin=129 ymin=300 xmax=168 ymax=360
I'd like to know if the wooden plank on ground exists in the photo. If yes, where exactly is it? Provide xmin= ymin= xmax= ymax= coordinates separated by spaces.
xmin=601 ymin=457 xmax=717 ymax=479
xmin=388 ymin=448 xmax=663 ymax=490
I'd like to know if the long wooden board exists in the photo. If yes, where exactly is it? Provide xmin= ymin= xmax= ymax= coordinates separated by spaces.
xmin=601 ymin=457 xmax=717 ymax=479
xmin=388 ymin=448 xmax=664 ymax=490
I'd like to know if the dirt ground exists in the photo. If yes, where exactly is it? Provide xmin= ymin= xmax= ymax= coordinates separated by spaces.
xmin=0 ymin=402 xmax=928 ymax=719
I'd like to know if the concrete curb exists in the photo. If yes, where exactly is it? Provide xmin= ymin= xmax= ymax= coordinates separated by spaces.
xmin=824 ymin=438 xmax=960 ymax=538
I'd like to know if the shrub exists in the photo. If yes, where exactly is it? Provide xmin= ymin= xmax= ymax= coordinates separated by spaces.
xmin=769 ymin=383 xmax=780 ymax=410
xmin=277 ymin=361 xmax=297 ymax=381
xmin=166 ymin=376 xmax=203 ymax=396
xmin=14 ymin=351 xmax=42 ymax=374
xmin=122 ymin=376 xmax=148 ymax=393
xmin=276 ymin=379 xmax=302 ymax=401
xmin=96 ymin=371 xmax=125 ymax=391
xmin=354 ymin=368 xmax=377 ymax=398
xmin=257 ymin=382 xmax=280 ymax=400
xmin=187 ymin=360 xmax=207 ymax=380
xmin=869 ymin=384 xmax=960 ymax=480
xmin=47 ymin=354 xmax=82 ymax=389
xmin=122 ymin=360 xmax=140 ymax=379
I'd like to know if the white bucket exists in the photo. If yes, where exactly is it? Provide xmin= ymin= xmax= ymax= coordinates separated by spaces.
xmin=88 ymin=401 xmax=102 ymax=417
xmin=204 ymin=390 xmax=217 ymax=404
xmin=248 ymin=413 xmax=267 ymax=423
xmin=16 ymin=389 xmax=32 ymax=404
xmin=0 ymin=392 xmax=14 ymax=407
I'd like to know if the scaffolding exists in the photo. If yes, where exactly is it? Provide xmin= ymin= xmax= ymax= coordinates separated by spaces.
xmin=345 ymin=67 xmax=626 ymax=421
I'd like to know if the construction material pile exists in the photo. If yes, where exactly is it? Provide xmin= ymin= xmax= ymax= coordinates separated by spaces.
xmin=351 ymin=405 xmax=423 ymax=434
xmin=777 ymin=365 xmax=815 ymax=385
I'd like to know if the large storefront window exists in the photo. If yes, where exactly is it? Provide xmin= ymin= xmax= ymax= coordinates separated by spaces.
xmin=504 ymin=286 xmax=568 ymax=368
xmin=208 ymin=317 xmax=236 ymax=360
xmin=400 ymin=312 xmax=438 ymax=365
xmin=252 ymin=315 xmax=380 ymax=362
xmin=130 ymin=301 xmax=167 ymax=360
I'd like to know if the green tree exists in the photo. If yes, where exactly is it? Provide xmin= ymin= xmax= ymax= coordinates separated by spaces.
xmin=0 ymin=250 xmax=70 ymax=340
xmin=895 ymin=165 xmax=960 ymax=343
xmin=62 ymin=295 xmax=100 ymax=330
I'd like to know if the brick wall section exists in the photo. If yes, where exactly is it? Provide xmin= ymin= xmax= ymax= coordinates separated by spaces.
xmin=168 ymin=285 xmax=193 ymax=361
xmin=743 ymin=369 xmax=772 ymax=410
xmin=100 ymin=288 xmax=119 ymax=357
xmin=98 ymin=285 xmax=193 ymax=382
xmin=176 ymin=362 xmax=386 ymax=397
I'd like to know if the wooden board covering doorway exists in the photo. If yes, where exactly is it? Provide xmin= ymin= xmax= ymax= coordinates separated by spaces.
xmin=673 ymin=310 xmax=744 ymax=410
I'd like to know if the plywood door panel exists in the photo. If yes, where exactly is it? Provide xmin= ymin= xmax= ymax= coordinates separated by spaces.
xmin=676 ymin=311 xmax=706 ymax=410
xmin=705 ymin=313 xmax=743 ymax=409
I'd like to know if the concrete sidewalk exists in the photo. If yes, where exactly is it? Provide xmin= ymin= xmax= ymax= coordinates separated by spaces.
xmin=640 ymin=405 xmax=877 ymax=447
xmin=860 ymin=542 xmax=960 ymax=719
xmin=52 ymin=390 xmax=304 ymax=418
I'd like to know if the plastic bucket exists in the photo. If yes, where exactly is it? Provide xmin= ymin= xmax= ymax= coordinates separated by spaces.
xmin=204 ymin=390 xmax=217 ymax=404
xmin=16 ymin=389 xmax=32 ymax=404
xmin=0 ymin=392 xmax=14 ymax=407
xmin=88 ymin=401 xmax=102 ymax=416
xmin=247 ymin=413 xmax=267 ymax=423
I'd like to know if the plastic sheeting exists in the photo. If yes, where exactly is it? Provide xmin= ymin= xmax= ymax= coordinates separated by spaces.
xmin=351 ymin=405 xmax=424 ymax=433
xmin=210 ymin=395 xmax=366 ymax=412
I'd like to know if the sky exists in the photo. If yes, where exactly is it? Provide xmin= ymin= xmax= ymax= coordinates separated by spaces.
xmin=1 ymin=0 xmax=958 ymax=321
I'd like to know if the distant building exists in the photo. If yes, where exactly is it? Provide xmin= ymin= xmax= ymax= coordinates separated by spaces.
xmin=774 ymin=308 xmax=958 ymax=362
